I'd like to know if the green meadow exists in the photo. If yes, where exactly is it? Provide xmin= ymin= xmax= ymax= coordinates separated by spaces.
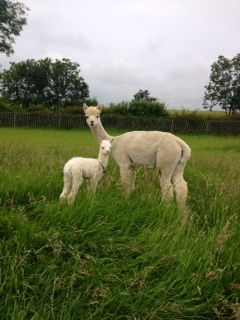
xmin=0 ymin=127 xmax=239 ymax=320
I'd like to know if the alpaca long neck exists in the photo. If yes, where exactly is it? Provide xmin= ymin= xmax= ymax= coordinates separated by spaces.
xmin=91 ymin=119 xmax=112 ymax=142
xmin=98 ymin=151 xmax=109 ymax=168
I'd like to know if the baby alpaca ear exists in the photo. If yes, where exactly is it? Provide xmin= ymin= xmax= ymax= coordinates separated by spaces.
xmin=83 ymin=103 xmax=88 ymax=112
xmin=98 ymin=137 xmax=102 ymax=144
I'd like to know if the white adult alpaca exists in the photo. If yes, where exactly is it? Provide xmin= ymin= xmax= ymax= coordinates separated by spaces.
xmin=83 ymin=103 xmax=191 ymax=206
xmin=60 ymin=138 xmax=112 ymax=204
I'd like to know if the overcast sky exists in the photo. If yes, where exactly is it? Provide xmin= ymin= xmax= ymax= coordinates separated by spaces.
xmin=1 ymin=0 xmax=240 ymax=110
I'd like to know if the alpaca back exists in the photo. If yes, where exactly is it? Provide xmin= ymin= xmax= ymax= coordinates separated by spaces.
xmin=64 ymin=138 xmax=112 ymax=178
xmin=64 ymin=157 xmax=102 ymax=178
xmin=111 ymin=131 xmax=190 ymax=168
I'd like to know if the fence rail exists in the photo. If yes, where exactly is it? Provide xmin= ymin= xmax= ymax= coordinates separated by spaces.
xmin=0 ymin=112 xmax=240 ymax=136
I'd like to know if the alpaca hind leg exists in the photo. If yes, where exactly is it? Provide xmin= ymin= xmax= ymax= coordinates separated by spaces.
xmin=120 ymin=163 xmax=136 ymax=196
xmin=172 ymin=162 xmax=188 ymax=206
xmin=68 ymin=171 xmax=83 ymax=204
xmin=60 ymin=171 xmax=72 ymax=202
xmin=159 ymin=170 xmax=174 ymax=202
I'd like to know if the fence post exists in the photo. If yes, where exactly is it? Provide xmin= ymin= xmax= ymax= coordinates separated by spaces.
xmin=58 ymin=114 xmax=61 ymax=129
xmin=206 ymin=122 xmax=210 ymax=135
xmin=13 ymin=112 xmax=16 ymax=127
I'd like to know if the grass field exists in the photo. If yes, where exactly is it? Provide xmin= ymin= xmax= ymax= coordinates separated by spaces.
xmin=0 ymin=128 xmax=240 ymax=320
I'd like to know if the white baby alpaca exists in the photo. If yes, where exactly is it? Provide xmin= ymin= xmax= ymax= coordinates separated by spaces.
xmin=60 ymin=138 xmax=112 ymax=204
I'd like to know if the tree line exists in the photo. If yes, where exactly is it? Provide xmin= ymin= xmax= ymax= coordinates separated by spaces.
xmin=0 ymin=0 xmax=240 ymax=116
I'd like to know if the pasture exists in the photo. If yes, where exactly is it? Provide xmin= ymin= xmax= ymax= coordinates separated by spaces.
xmin=0 ymin=128 xmax=240 ymax=320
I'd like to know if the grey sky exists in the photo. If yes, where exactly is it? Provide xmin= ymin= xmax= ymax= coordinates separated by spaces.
xmin=1 ymin=0 xmax=240 ymax=110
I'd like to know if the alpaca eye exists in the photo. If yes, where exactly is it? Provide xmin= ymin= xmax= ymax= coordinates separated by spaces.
xmin=96 ymin=116 xmax=99 ymax=118
xmin=102 ymin=147 xmax=104 ymax=149
xmin=85 ymin=116 xmax=89 ymax=119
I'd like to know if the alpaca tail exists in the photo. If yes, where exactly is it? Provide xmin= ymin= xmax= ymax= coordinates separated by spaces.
xmin=176 ymin=138 xmax=191 ymax=164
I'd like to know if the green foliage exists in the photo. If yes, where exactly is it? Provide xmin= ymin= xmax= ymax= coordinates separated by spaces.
xmin=108 ymin=101 xmax=130 ymax=116
xmin=204 ymin=54 xmax=240 ymax=115
xmin=61 ymin=97 xmax=98 ymax=109
xmin=128 ymin=100 xmax=169 ymax=118
xmin=0 ymin=0 xmax=29 ymax=56
xmin=0 ymin=97 xmax=9 ymax=111
xmin=0 ymin=58 xmax=90 ymax=108
xmin=107 ymin=90 xmax=169 ymax=118
xmin=0 ymin=128 xmax=239 ymax=319
xmin=108 ymin=100 xmax=169 ymax=118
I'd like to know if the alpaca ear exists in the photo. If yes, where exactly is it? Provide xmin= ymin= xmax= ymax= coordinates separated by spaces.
xmin=97 ymin=104 xmax=102 ymax=113
xmin=110 ymin=138 xmax=114 ymax=143
xmin=98 ymin=137 xmax=102 ymax=144
xmin=83 ymin=103 xmax=88 ymax=112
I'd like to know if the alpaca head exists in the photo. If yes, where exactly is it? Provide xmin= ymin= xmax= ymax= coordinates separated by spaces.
xmin=98 ymin=137 xmax=112 ymax=155
xmin=83 ymin=103 xmax=102 ymax=128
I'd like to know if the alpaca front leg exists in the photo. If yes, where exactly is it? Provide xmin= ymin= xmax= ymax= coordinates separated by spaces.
xmin=120 ymin=163 xmax=136 ymax=196
xmin=88 ymin=177 xmax=99 ymax=195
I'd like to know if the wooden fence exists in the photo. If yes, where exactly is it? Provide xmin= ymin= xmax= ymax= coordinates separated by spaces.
xmin=0 ymin=112 xmax=240 ymax=136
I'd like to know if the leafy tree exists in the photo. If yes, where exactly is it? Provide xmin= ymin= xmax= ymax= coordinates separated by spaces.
xmin=133 ymin=89 xmax=157 ymax=102
xmin=128 ymin=101 xmax=169 ymax=118
xmin=108 ymin=98 xmax=169 ymax=118
xmin=203 ymin=54 xmax=240 ymax=115
xmin=130 ymin=89 xmax=169 ymax=118
xmin=108 ymin=101 xmax=130 ymax=116
xmin=0 ymin=58 xmax=90 ymax=108
xmin=0 ymin=0 xmax=29 ymax=56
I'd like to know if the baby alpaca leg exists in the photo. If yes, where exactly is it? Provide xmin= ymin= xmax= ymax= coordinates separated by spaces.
xmin=68 ymin=170 xmax=83 ymax=204
xmin=87 ymin=175 xmax=100 ymax=195
xmin=60 ymin=171 xmax=72 ymax=202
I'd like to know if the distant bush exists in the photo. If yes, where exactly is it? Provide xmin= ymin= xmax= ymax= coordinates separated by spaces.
xmin=61 ymin=106 xmax=83 ymax=115
xmin=0 ymin=99 xmax=9 ymax=112
xmin=107 ymin=101 xmax=169 ymax=118
xmin=106 ymin=101 xmax=129 ymax=116
xmin=27 ymin=104 xmax=52 ymax=113
xmin=128 ymin=101 xmax=169 ymax=118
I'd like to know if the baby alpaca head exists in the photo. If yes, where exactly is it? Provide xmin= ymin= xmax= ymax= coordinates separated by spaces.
xmin=83 ymin=103 xmax=102 ymax=127
xmin=98 ymin=137 xmax=113 ymax=155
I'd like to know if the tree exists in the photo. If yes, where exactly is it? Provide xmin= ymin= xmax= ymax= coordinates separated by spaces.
xmin=109 ymin=92 xmax=169 ymax=118
xmin=130 ymin=89 xmax=169 ymax=118
xmin=40 ymin=58 xmax=89 ymax=107
xmin=0 ymin=58 xmax=90 ymax=108
xmin=128 ymin=100 xmax=169 ymax=118
xmin=133 ymin=89 xmax=157 ymax=102
xmin=203 ymin=54 xmax=240 ymax=115
xmin=0 ymin=0 xmax=29 ymax=56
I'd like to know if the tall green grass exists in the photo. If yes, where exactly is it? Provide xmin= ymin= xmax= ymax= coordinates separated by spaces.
xmin=0 ymin=128 xmax=239 ymax=320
